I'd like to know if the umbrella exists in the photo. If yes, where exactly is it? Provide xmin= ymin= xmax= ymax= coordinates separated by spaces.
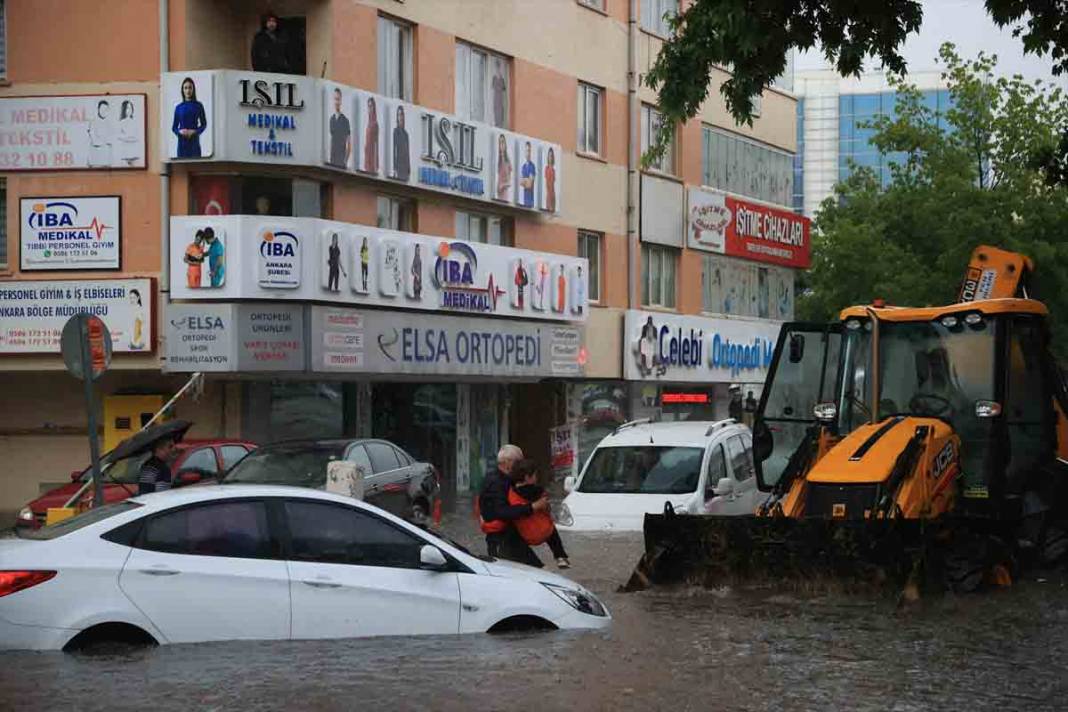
xmin=107 ymin=420 xmax=192 ymax=462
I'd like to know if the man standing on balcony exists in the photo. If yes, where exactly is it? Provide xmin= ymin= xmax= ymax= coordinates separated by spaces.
xmin=251 ymin=13 xmax=292 ymax=74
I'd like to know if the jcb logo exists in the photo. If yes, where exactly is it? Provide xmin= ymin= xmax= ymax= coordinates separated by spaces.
xmin=933 ymin=442 xmax=955 ymax=478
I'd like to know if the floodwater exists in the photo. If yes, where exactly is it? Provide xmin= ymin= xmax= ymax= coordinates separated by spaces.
xmin=4 ymin=500 xmax=1068 ymax=712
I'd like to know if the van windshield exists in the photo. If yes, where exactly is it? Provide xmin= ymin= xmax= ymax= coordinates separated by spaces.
xmin=578 ymin=446 xmax=704 ymax=494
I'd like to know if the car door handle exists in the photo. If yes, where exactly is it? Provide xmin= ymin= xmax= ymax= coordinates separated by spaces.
xmin=140 ymin=568 xmax=180 ymax=576
xmin=302 ymin=579 xmax=342 ymax=589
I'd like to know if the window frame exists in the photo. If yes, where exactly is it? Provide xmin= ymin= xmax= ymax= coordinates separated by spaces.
xmin=577 ymin=82 xmax=604 ymax=157
xmin=641 ymin=243 xmax=677 ymax=309
xmin=704 ymin=443 xmax=728 ymax=500
xmin=0 ymin=177 xmax=7 ymax=269
xmin=641 ymin=104 xmax=676 ymax=175
xmin=0 ymin=1 xmax=7 ymax=82
xmin=364 ymin=441 xmax=403 ymax=474
xmin=276 ymin=497 xmax=472 ymax=572
xmin=178 ymin=446 xmax=220 ymax=476
xmin=455 ymin=209 xmax=514 ymax=246
xmin=640 ymin=0 xmax=678 ymax=38
xmin=455 ymin=40 xmax=512 ymax=129
xmin=577 ymin=0 xmax=607 ymax=12
xmin=376 ymin=194 xmax=415 ymax=232
xmin=377 ymin=14 xmax=414 ymax=102
xmin=133 ymin=498 xmax=279 ymax=561
xmin=577 ymin=229 xmax=602 ymax=303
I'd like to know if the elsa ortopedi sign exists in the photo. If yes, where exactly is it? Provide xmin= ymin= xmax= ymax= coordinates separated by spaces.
xmin=20 ymin=197 xmax=121 ymax=270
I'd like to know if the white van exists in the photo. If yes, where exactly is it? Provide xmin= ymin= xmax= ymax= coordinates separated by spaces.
xmin=557 ymin=419 xmax=761 ymax=532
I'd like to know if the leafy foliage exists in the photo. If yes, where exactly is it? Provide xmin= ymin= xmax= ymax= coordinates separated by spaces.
xmin=645 ymin=0 xmax=1068 ymax=157
xmin=800 ymin=45 xmax=1068 ymax=356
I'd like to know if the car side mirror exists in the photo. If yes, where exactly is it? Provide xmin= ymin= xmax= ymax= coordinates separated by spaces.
xmin=752 ymin=420 xmax=773 ymax=462
xmin=176 ymin=470 xmax=204 ymax=486
xmin=564 ymin=476 xmax=576 ymax=493
xmin=419 ymin=545 xmax=448 ymax=571
xmin=715 ymin=477 xmax=734 ymax=496
xmin=70 ymin=470 xmax=83 ymax=482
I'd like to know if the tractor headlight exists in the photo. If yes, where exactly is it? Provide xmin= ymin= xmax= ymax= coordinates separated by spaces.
xmin=17 ymin=507 xmax=33 ymax=523
xmin=542 ymin=583 xmax=607 ymax=617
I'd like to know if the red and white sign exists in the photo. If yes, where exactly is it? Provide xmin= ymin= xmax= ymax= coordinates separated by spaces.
xmin=688 ymin=188 xmax=810 ymax=269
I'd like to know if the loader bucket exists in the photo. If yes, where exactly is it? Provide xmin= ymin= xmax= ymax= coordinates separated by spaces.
xmin=621 ymin=512 xmax=940 ymax=593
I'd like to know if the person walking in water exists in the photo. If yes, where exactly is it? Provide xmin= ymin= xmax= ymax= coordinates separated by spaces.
xmin=478 ymin=445 xmax=548 ymax=563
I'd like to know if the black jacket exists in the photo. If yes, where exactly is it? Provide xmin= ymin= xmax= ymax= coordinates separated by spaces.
xmin=479 ymin=468 xmax=532 ymax=524
xmin=251 ymin=28 xmax=291 ymax=74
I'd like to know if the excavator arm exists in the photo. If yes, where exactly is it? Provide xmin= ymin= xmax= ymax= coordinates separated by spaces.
xmin=959 ymin=245 xmax=1035 ymax=302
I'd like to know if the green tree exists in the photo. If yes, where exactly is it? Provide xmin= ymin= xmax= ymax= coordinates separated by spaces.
xmin=800 ymin=45 xmax=1068 ymax=355
xmin=644 ymin=0 xmax=1068 ymax=155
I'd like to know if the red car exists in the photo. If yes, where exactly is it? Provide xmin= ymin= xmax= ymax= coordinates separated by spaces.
xmin=14 ymin=439 xmax=256 ymax=529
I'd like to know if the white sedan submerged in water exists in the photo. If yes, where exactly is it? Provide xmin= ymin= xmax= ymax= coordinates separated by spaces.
xmin=0 ymin=486 xmax=610 ymax=651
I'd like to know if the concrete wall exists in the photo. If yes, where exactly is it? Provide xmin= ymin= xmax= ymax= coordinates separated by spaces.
xmin=0 ymin=372 xmax=229 ymax=518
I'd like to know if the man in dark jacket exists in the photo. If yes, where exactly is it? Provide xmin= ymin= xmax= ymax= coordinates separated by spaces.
xmin=138 ymin=437 xmax=177 ymax=495
xmin=251 ymin=13 xmax=292 ymax=74
xmin=479 ymin=444 xmax=548 ymax=563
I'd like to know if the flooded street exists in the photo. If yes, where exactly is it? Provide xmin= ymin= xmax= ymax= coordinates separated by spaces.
xmin=4 ymin=501 xmax=1068 ymax=712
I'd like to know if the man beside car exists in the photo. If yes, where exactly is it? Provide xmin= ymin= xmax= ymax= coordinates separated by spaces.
xmin=138 ymin=437 xmax=177 ymax=495
xmin=479 ymin=444 xmax=549 ymax=563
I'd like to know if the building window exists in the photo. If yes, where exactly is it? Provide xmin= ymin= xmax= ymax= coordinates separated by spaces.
xmin=0 ymin=178 xmax=6 ymax=268
xmin=702 ymin=125 xmax=794 ymax=209
xmin=702 ymin=255 xmax=794 ymax=319
xmin=377 ymin=195 xmax=414 ymax=231
xmin=641 ymin=104 xmax=675 ymax=174
xmin=0 ymin=1 xmax=7 ymax=81
xmin=578 ymin=0 xmax=606 ymax=12
xmin=377 ymin=15 xmax=413 ymax=101
xmin=577 ymin=82 xmax=603 ymax=156
xmin=456 ymin=41 xmax=511 ymax=129
xmin=641 ymin=0 xmax=678 ymax=37
xmin=456 ymin=210 xmax=513 ymax=246
xmin=641 ymin=243 xmax=676 ymax=308
xmin=577 ymin=230 xmax=602 ymax=303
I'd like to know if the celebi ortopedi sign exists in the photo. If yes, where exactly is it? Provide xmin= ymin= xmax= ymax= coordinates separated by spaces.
xmin=624 ymin=310 xmax=781 ymax=384
xmin=0 ymin=279 xmax=152 ymax=354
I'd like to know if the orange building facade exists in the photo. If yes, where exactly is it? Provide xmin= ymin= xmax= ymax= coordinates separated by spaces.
xmin=0 ymin=0 xmax=802 ymax=519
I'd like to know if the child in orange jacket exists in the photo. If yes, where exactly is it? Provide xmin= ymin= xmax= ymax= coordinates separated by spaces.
xmin=509 ymin=459 xmax=570 ymax=569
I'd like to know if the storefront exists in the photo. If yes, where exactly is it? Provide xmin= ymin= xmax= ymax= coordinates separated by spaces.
xmin=164 ymin=214 xmax=588 ymax=496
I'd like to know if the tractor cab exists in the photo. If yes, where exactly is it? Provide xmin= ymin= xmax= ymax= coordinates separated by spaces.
xmin=753 ymin=298 xmax=1065 ymax=518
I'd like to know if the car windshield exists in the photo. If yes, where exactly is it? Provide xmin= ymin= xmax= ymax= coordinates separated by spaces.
xmin=837 ymin=317 xmax=996 ymax=433
xmin=222 ymin=444 xmax=346 ymax=488
xmin=578 ymin=446 xmax=704 ymax=494
xmin=18 ymin=501 xmax=143 ymax=540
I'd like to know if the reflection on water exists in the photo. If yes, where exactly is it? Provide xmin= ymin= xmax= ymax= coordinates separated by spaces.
xmin=3 ymin=502 xmax=1068 ymax=712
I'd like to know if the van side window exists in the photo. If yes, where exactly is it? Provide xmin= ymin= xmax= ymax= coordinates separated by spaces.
xmin=726 ymin=435 xmax=754 ymax=481
xmin=705 ymin=445 xmax=727 ymax=500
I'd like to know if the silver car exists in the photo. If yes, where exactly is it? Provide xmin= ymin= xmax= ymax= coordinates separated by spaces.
xmin=222 ymin=439 xmax=440 ymax=524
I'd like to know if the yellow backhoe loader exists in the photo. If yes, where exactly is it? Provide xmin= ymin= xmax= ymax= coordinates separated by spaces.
xmin=625 ymin=246 xmax=1068 ymax=593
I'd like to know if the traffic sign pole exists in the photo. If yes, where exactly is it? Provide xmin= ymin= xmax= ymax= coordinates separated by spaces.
xmin=78 ymin=316 xmax=105 ymax=509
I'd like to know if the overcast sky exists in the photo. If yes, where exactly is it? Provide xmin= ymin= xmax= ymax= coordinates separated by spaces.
xmin=796 ymin=0 xmax=1067 ymax=88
